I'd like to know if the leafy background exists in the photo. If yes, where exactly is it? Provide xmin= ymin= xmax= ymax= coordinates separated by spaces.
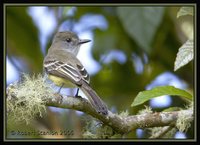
xmin=6 ymin=6 xmax=194 ymax=139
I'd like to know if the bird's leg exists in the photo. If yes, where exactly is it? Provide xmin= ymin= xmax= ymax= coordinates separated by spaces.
xmin=54 ymin=83 xmax=64 ymax=104
xmin=58 ymin=83 xmax=64 ymax=94
xmin=75 ymin=88 xmax=80 ymax=97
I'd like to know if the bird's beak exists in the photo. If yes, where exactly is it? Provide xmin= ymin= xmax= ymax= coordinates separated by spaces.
xmin=78 ymin=39 xmax=91 ymax=45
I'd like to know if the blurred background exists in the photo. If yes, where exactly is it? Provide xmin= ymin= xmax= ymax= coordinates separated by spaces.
xmin=6 ymin=6 xmax=194 ymax=139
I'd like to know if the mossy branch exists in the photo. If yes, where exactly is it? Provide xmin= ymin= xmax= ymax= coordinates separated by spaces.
xmin=6 ymin=74 xmax=193 ymax=136
xmin=47 ymin=95 xmax=193 ymax=134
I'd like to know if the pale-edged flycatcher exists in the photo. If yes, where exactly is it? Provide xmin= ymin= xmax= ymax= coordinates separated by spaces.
xmin=43 ymin=31 xmax=108 ymax=115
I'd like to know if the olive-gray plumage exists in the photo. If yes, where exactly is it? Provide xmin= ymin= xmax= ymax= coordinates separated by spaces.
xmin=43 ymin=31 xmax=108 ymax=115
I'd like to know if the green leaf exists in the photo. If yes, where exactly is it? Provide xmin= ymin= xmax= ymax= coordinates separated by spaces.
xmin=6 ymin=7 xmax=43 ymax=72
xmin=162 ymin=107 xmax=182 ymax=112
xmin=174 ymin=39 xmax=193 ymax=71
xmin=177 ymin=7 xmax=193 ymax=18
xmin=92 ymin=13 xmax=136 ymax=61
xmin=117 ymin=7 xmax=165 ymax=52
xmin=131 ymin=86 xmax=192 ymax=107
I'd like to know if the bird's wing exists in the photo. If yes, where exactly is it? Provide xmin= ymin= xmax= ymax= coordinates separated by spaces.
xmin=44 ymin=60 xmax=90 ymax=86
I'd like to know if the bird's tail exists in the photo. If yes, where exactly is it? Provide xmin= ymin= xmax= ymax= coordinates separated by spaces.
xmin=80 ymin=81 xmax=108 ymax=115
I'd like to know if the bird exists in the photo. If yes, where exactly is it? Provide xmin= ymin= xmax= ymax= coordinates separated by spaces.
xmin=43 ymin=31 xmax=108 ymax=115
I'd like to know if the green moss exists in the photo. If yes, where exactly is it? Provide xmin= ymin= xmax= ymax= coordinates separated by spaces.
xmin=82 ymin=119 xmax=122 ymax=139
xmin=7 ymin=74 xmax=55 ymax=124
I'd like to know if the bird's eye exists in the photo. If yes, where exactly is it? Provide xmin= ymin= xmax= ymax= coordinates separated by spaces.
xmin=66 ymin=38 xmax=71 ymax=42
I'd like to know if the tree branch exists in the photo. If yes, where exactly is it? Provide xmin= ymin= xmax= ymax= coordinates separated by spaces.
xmin=149 ymin=126 xmax=175 ymax=139
xmin=47 ymin=94 xmax=193 ymax=134
xmin=6 ymin=74 xmax=193 ymax=138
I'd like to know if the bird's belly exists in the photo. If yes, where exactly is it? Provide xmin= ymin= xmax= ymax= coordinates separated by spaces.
xmin=48 ymin=74 xmax=76 ymax=88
